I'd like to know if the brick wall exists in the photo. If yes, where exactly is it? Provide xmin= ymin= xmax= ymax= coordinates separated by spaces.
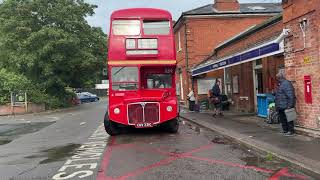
xmin=214 ymin=0 xmax=240 ymax=12
xmin=0 ymin=103 xmax=45 ymax=116
xmin=283 ymin=0 xmax=320 ymax=129
xmin=216 ymin=19 xmax=283 ymax=58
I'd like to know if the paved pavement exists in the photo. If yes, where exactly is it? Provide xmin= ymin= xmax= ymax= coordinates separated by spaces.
xmin=0 ymin=100 xmax=317 ymax=180
xmin=179 ymin=109 xmax=320 ymax=178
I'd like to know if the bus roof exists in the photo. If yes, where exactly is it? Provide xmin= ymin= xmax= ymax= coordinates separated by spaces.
xmin=111 ymin=8 xmax=172 ymax=20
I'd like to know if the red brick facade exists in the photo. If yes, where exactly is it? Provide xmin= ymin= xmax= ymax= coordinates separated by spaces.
xmin=283 ymin=0 xmax=320 ymax=129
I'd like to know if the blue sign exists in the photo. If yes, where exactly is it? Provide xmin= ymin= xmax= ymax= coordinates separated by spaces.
xmin=192 ymin=43 xmax=280 ymax=76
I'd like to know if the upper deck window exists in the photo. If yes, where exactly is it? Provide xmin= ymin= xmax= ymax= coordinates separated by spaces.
xmin=143 ymin=20 xmax=170 ymax=35
xmin=112 ymin=20 xmax=140 ymax=35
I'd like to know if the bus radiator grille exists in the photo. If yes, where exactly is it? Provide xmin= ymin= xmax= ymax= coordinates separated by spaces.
xmin=144 ymin=103 xmax=160 ymax=123
xmin=128 ymin=104 xmax=143 ymax=124
xmin=128 ymin=103 xmax=160 ymax=124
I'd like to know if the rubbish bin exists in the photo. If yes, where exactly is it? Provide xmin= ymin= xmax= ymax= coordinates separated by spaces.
xmin=199 ymin=100 xmax=209 ymax=112
xmin=257 ymin=94 xmax=274 ymax=118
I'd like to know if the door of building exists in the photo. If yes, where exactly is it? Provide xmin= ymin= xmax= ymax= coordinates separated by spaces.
xmin=253 ymin=59 xmax=263 ymax=111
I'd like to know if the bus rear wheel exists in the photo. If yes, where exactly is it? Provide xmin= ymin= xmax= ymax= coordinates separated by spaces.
xmin=104 ymin=112 xmax=121 ymax=136
xmin=163 ymin=118 xmax=179 ymax=133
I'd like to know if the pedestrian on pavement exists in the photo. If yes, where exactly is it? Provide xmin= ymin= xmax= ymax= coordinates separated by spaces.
xmin=187 ymin=88 xmax=196 ymax=112
xmin=275 ymin=68 xmax=296 ymax=136
xmin=211 ymin=79 xmax=223 ymax=117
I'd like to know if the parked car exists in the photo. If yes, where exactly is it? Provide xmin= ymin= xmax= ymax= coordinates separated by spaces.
xmin=76 ymin=92 xmax=99 ymax=103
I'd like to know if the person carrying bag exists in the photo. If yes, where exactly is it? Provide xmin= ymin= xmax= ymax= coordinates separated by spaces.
xmin=275 ymin=68 xmax=296 ymax=136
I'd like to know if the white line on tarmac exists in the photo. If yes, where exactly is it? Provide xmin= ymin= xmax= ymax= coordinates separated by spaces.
xmin=52 ymin=124 xmax=109 ymax=180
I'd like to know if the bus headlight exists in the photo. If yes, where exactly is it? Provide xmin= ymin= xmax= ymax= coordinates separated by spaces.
xmin=114 ymin=108 xmax=120 ymax=114
xmin=166 ymin=106 xmax=173 ymax=112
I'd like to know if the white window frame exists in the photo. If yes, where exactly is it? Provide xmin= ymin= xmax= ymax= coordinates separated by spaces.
xmin=177 ymin=32 xmax=182 ymax=52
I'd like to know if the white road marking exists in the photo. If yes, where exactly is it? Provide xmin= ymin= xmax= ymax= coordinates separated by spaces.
xmin=80 ymin=122 xmax=86 ymax=126
xmin=52 ymin=124 xmax=109 ymax=180
xmin=48 ymin=117 xmax=60 ymax=120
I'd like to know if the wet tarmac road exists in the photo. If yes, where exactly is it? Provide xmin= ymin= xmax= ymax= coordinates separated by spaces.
xmin=0 ymin=100 xmax=108 ymax=180
xmin=0 ymin=100 xmax=316 ymax=180
xmin=97 ymin=121 xmax=314 ymax=180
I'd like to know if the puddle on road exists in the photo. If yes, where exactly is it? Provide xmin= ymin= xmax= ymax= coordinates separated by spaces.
xmin=25 ymin=143 xmax=81 ymax=164
xmin=0 ymin=139 xmax=12 ymax=145
xmin=0 ymin=122 xmax=55 ymax=145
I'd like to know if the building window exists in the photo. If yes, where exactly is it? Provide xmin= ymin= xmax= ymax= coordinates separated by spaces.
xmin=178 ymin=32 xmax=182 ymax=52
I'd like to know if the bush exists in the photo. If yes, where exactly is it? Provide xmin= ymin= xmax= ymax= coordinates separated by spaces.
xmin=0 ymin=69 xmax=39 ymax=105
xmin=0 ymin=68 xmax=75 ymax=108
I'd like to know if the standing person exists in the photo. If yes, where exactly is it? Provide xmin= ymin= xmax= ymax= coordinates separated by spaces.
xmin=187 ymin=88 xmax=196 ymax=112
xmin=211 ymin=79 xmax=223 ymax=117
xmin=275 ymin=69 xmax=296 ymax=136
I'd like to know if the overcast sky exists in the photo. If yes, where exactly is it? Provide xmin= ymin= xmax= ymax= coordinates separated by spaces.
xmin=0 ymin=0 xmax=281 ymax=33
xmin=84 ymin=0 xmax=281 ymax=33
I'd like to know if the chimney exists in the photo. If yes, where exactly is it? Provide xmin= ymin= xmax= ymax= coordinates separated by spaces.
xmin=214 ymin=0 xmax=240 ymax=12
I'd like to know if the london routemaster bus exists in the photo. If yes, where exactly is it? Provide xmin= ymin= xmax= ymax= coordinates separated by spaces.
xmin=104 ymin=8 xmax=179 ymax=135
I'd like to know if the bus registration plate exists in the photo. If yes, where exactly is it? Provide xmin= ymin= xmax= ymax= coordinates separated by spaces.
xmin=135 ymin=123 xmax=153 ymax=128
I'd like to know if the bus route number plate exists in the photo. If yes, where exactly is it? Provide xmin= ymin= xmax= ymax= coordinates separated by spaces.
xmin=135 ymin=123 xmax=153 ymax=128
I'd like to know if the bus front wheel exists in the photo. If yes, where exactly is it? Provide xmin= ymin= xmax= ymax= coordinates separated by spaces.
xmin=104 ymin=112 xmax=120 ymax=136
xmin=163 ymin=118 xmax=179 ymax=133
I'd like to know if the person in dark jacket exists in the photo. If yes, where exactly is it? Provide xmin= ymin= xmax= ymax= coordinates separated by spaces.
xmin=211 ymin=79 xmax=223 ymax=117
xmin=275 ymin=69 xmax=296 ymax=136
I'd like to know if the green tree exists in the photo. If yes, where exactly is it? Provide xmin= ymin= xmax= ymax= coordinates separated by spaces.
xmin=0 ymin=0 xmax=107 ymax=107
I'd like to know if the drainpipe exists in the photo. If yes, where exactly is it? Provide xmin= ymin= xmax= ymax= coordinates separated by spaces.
xmin=184 ymin=22 xmax=190 ymax=90
xmin=294 ymin=18 xmax=308 ymax=52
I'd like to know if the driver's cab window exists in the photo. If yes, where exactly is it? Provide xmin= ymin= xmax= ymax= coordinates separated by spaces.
xmin=145 ymin=74 xmax=172 ymax=89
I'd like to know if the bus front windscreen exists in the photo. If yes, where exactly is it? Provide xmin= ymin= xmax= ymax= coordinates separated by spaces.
xmin=111 ymin=67 xmax=138 ymax=90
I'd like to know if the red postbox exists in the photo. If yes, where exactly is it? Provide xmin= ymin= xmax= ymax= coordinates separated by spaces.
xmin=304 ymin=75 xmax=312 ymax=104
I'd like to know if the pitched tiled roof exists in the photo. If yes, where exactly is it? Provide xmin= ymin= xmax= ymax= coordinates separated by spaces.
xmin=183 ymin=3 xmax=282 ymax=15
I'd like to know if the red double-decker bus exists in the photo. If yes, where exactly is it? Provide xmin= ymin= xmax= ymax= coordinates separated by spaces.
xmin=104 ymin=8 xmax=179 ymax=135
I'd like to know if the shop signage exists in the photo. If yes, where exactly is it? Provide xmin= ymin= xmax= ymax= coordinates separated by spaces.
xmin=192 ymin=43 xmax=280 ymax=76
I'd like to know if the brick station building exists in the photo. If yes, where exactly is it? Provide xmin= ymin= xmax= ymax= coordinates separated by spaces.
xmin=173 ymin=0 xmax=282 ymax=105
